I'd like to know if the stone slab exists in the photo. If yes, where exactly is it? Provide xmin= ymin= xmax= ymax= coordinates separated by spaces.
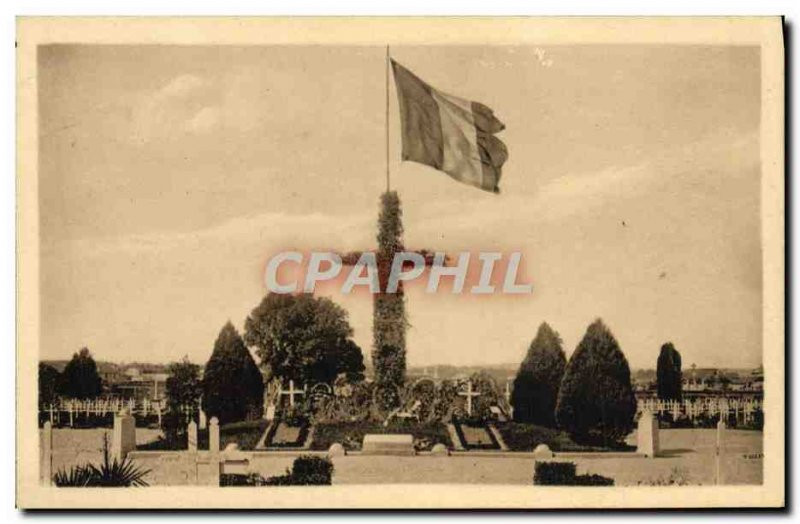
xmin=362 ymin=434 xmax=415 ymax=456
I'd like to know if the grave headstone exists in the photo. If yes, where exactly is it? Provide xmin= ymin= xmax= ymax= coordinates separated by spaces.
xmin=636 ymin=409 xmax=659 ymax=458
xmin=209 ymin=417 xmax=220 ymax=453
xmin=187 ymin=421 xmax=198 ymax=452
xmin=199 ymin=409 xmax=207 ymax=430
xmin=112 ymin=411 xmax=137 ymax=461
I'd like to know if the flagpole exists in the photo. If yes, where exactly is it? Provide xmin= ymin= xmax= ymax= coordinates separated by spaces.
xmin=385 ymin=45 xmax=391 ymax=193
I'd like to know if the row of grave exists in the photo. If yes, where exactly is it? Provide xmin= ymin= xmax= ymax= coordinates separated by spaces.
xmin=40 ymin=379 xmax=764 ymax=430
xmin=636 ymin=397 xmax=763 ymax=421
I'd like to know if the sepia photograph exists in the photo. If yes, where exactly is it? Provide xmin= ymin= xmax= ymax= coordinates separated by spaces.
xmin=15 ymin=16 xmax=785 ymax=509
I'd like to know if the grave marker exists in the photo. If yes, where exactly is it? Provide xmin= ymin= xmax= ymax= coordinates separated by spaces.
xmin=280 ymin=380 xmax=306 ymax=408
xmin=458 ymin=380 xmax=481 ymax=416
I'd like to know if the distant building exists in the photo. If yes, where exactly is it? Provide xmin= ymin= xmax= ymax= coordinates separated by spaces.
xmin=113 ymin=371 xmax=169 ymax=401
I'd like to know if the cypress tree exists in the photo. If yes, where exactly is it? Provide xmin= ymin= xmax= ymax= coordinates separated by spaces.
xmin=555 ymin=319 xmax=636 ymax=445
xmin=372 ymin=191 xmax=408 ymax=408
xmin=202 ymin=322 xmax=264 ymax=424
xmin=656 ymin=342 xmax=683 ymax=401
xmin=511 ymin=322 xmax=566 ymax=427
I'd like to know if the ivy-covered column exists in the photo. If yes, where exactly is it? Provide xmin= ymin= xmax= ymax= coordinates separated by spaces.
xmin=372 ymin=191 xmax=408 ymax=409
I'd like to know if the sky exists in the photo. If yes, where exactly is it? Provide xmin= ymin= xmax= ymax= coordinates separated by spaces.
xmin=38 ymin=44 xmax=762 ymax=370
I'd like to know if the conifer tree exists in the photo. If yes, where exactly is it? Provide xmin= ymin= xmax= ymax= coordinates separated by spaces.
xmin=511 ymin=322 xmax=566 ymax=426
xmin=555 ymin=319 xmax=636 ymax=445
xmin=656 ymin=342 xmax=683 ymax=401
xmin=202 ymin=322 xmax=264 ymax=424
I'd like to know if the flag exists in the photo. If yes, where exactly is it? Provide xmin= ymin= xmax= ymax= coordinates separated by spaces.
xmin=391 ymin=59 xmax=508 ymax=193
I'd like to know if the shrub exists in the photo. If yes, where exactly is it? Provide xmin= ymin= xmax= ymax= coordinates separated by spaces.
xmin=266 ymin=456 xmax=332 ymax=486
xmin=533 ymin=461 xmax=614 ymax=486
xmin=533 ymin=461 xmax=576 ymax=485
xmin=221 ymin=456 xmax=334 ymax=487
xmin=287 ymin=455 xmax=333 ymax=485
xmin=220 ymin=473 xmax=265 ymax=486
xmin=574 ymin=473 xmax=614 ymax=486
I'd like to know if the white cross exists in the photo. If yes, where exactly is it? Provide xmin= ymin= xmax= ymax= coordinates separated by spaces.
xmin=280 ymin=380 xmax=306 ymax=408
xmin=458 ymin=380 xmax=481 ymax=416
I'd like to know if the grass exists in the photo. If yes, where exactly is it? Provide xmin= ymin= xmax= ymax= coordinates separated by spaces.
xmin=495 ymin=422 xmax=632 ymax=452
xmin=310 ymin=420 xmax=452 ymax=451
xmin=137 ymin=419 xmax=269 ymax=451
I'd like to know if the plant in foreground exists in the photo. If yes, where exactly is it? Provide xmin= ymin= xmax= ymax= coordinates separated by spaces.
xmin=53 ymin=436 xmax=150 ymax=487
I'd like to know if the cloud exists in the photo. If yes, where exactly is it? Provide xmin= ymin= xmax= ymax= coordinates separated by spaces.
xmin=129 ymin=74 xmax=220 ymax=143
xmin=478 ymin=48 xmax=554 ymax=69
xmin=159 ymin=74 xmax=205 ymax=99
xmin=56 ymin=210 xmax=375 ymax=259
xmin=185 ymin=106 xmax=220 ymax=134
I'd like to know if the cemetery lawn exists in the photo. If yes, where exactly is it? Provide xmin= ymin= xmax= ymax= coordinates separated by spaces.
xmin=138 ymin=420 xmax=269 ymax=451
xmin=310 ymin=421 xmax=452 ymax=451
xmin=496 ymin=422 xmax=633 ymax=452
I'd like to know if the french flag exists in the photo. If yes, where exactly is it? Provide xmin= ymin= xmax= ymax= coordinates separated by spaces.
xmin=391 ymin=59 xmax=508 ymax=194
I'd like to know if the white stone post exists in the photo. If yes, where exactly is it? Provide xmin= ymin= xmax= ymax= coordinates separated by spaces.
xmin=636 ymin=409 xmax=659 ymax=458
xmin=111 ymin=411 xmax=137 ymax=461
xmin=199 ymin=409 xmax=207 ymax=430
xmin=42 ymin=421 xmax=53 ymax=485
xmin=209 ymin=417 xmax=220 ymax=453
xmin=187 ymin=420 xmax=198 ymax=452
xmin=715 ymin=419 xmax=726 ymax=485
